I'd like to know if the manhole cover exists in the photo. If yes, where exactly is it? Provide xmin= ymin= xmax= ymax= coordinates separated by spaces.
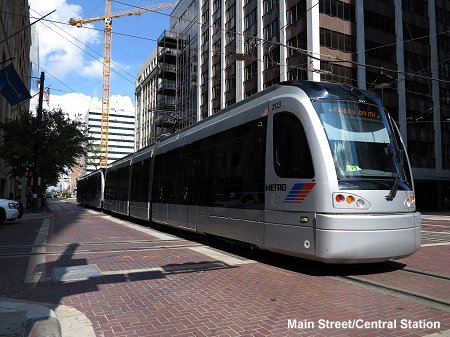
xmin=52 ymin=264 xmax=101 ymax=282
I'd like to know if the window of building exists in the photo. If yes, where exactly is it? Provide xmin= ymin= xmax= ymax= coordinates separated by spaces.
xmin=365 ymin=40 xmax=396 ymax=64
xmin=213 ymin=41 xmax=221 ymax=54
xmin=288 ymin=68 xmax=307 ymax=81
xmin=201 ymin=29 xmax=209 ymax=45
xmin=364 ymin=10 xmax=394 ymax=34
xmin=244 ymin=62 xmax=257 ymax=81
xmin=213 ymin=0 xmax=220 ymax=13
xmin=440 ymin=87 xmax=450 ymax=105
xmin=212 ymin=84 xmax=221 ymax=99
xmin=263 ymin=19 xmax=279 ymax=40
xmin=263 ymin=78 xmax=279 ymax=89
xmin=263 ymin=0 xmax=275 ymax=14
xmin=287 ymin=2 xmax=307 ymax=25
xmin=320 ymin=28 xmax=355 ymax=53
xmin=225 ymin=98 xmax=236 ymax=107
xmin=201 ymin=50 xmax=209 ymax=64
xmin=201 ymin=8 xmax=209 ymax=23
xmin=225 ymin=78 xmax=233 ymax=91
xmin=320 ymin=62 xmax=355 ymax=85
xmin=436 ymin=8 xmax=450 ymax=25
xmin=226 ymin=30 xmax=236 ymax=44
xmin=244 ymin=9 xmax=257 ymax=30
xmin=225 ymin=4 xmax=236 ymax=23
xmin=320 ymin=0 xmax=355 ymax=22
xmin=402 ymin=0 xmax=427 ymax=14
xmin=263 ymin=47 xmax=280 ymax=70
xmin=244 ymin=89 xmax=257 ymax=98
xmin=403 ymin=22 xmax=430 ymax=46
xmin=213 ymin=17 xmax=221 ymax=36
xmin=438 ymin=34 xmax=450 ymax=52
xmin=287 ymin=32 xmax=307 ymax=56
xmin=212 ymin=63 xmax=221 ymax=78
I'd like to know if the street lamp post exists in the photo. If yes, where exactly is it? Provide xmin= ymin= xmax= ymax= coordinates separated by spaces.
xmin=32 ymin=71 xmax=44 ymax=211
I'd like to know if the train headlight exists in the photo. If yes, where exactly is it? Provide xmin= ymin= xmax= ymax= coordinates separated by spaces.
xmin=356 ymin=199 xmax=366 ymax=208
xmin=404 ymin=194 xmax=415 ymax=208
xmin=333 ymin=193 xmax=370 ymax=209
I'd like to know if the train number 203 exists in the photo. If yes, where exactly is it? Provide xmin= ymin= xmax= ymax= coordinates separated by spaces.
xmin=271 ymin=101 xmax=281 ymax=110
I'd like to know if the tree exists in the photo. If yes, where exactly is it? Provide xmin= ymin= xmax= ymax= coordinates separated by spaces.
xmin=85 ymin=143 xmax=102 ymax=171
xmin=0 ymin=108 xmax=91 ymax=189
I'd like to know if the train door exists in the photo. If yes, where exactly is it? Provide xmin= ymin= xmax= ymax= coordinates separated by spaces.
xmin=264 ymin=98 xmax=317 ymax=256
xmin=180 ymin=150 xmax=197 ymax=230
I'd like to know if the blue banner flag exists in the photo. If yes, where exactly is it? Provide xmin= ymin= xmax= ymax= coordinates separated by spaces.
xmin=0 ymin=63 xmax=31 ymax=106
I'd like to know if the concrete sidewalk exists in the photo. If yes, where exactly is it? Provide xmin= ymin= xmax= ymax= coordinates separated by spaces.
xmin=0 ymin=298 xmax=96 ymax=337
xmin=1 ymin=210 xmax=95 ymax=337
xmin=0 ymin=298 xmax=60 ymax=337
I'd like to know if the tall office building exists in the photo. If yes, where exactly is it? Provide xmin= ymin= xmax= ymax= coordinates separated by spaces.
xmin=136 ymin=0 xmax=450 ymax=210
xmin=84 ymin=107 xmax=136 ymax=173
xmin=0 ymin=0 xmax=31 ymax=199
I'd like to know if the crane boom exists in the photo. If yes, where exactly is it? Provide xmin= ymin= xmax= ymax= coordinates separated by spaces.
xmin=69 ymin=0 xmax=178 ymax=168
xmin=68 ymin=2 xmax=178 ymax=27
xmin=99 ymin=0 xmax=112 ymax=168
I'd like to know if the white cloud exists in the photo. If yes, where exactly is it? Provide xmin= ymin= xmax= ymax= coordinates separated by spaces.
xmin=80 ymin=58 xmax=104 ymax=78
xmin=28 ymin=0 xmax=136 ymax=118
xmin=30 ymin=92 xmax=135 ymax=121
xmin=29 ymin=0 xmax=102 ymax=78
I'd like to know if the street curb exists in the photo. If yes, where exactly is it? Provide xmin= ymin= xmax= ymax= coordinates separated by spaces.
xmin=0 ymin=298 xmax=96 ymax=337
xmin=25 ymin=316 xmax=61 ymax=337
xmin=0 ymin=299 xmax=61 ymax=337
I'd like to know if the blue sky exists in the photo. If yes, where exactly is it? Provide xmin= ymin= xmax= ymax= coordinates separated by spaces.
xmin=28 ymin=0 xmax=174 ymax=118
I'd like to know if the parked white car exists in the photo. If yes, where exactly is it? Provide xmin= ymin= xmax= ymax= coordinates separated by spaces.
xmin=0 ymin=198 xmax=20 ymax=224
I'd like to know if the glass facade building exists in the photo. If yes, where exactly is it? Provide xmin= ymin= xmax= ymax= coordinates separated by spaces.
xmin=135 ymin=0 xmax=450 ymax=210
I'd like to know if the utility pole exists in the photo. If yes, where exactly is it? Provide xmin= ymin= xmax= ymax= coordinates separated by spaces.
xmin=32 ymin=71 xmax=44 ymax=211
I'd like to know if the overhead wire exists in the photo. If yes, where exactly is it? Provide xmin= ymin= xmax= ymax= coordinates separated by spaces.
xmin=4 ymin=4 xmax=450 ymax=117
xmin=109 ymin=0 xmax=450 ymax=126
xmin=6 ymin=6 xmax=450 ymax=87
xmin=29 ymin=59 xmax=104 ymax=114
xmin=22 ymin=9 xmax=450 ymax=89
xmin=109 ymin=0 xmax=450 ymax=87
xmin=29 ymin=7 xmax=136 ymax=84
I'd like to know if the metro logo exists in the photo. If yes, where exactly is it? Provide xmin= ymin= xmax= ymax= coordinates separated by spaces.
xmin=283 ymin=183 xmax=315 ymax=204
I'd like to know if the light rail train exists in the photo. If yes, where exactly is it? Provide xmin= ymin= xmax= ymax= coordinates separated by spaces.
xmin=77 ymin=81 xmax=421 ymax=263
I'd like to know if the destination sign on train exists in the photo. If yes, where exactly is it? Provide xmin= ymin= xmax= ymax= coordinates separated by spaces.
xmin=328 ymin=105 xmax=379 ymax=119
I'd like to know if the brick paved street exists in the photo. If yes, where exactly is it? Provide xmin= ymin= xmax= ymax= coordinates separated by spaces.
xmin=1 ymin=199 xmax=449 ymax=336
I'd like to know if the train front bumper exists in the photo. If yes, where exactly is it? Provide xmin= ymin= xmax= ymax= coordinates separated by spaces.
xmin=314 ymin=212 xmax=421 ymax=263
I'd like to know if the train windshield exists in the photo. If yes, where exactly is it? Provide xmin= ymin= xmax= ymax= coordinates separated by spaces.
xmin=316 ymin=100 xmax=399 ymax=179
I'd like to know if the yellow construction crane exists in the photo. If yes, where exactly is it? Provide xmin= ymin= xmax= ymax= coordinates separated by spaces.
xmin=69 ymin=0 xmax=178 ymax=168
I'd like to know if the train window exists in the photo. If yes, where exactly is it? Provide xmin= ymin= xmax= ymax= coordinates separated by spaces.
xmin=273 ymin=112 xmax=314 ymax=178
xmin=317 ymin=100 xmax=398 ymax=179
xmin=130 ymin=159 xmax=150 ymax=202
xmin=117 ymin=167 xmax=130 ymax=201
xmin=104 ymin=170 xmax=116 ymax=199
xmin=152 ymin=117 xmax=266 ymax=209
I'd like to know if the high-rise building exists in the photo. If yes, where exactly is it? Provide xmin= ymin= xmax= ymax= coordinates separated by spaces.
xmin=0 ymin=0 xmax=31 ymax=199
xmin=136 ymin=0 xmax=450 ymax=210
xmin=84 ymin=107 xmax=135 ymax=173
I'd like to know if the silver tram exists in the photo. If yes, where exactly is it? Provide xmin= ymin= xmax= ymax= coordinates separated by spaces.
xmin=77 ymin=81 xmax=421 ymax=263
xmin=76 ymin=168 xmax=104 ymax=209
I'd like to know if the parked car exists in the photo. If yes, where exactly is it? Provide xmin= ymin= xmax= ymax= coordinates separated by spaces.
xmin=0 ymin=198 xmax=20 ymax=224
